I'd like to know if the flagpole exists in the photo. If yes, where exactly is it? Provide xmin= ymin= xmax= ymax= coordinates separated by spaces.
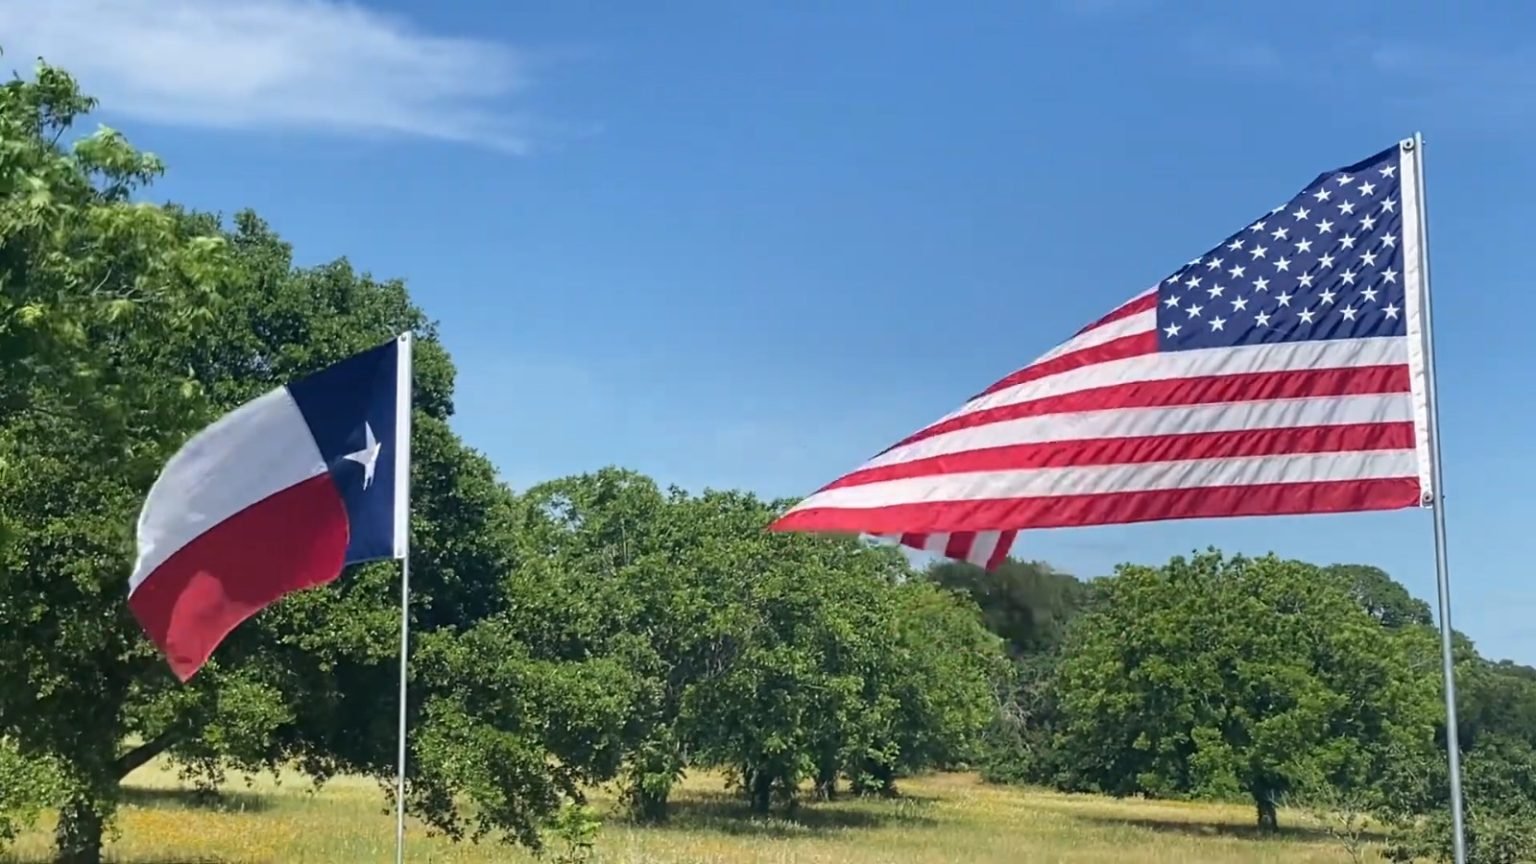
xmin=393 ymin=333 xmax=415 ymax=864
xmin=1408 ymin=133 xmax=1467 ymax=864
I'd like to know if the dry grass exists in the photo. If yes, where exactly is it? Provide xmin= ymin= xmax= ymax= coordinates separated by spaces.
xmin=6 ymin=760 xmax=1394 ymax=863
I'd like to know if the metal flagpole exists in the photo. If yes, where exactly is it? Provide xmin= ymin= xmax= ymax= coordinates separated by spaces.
xmin=1408 ymin=133 xmax=1467 ymax=864
xmin=393 ymin=333 xmax=415 ymax=864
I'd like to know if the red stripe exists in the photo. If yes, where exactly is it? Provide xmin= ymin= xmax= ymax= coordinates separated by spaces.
xmin=987 ymin=531 xmax=1016 ymax=570
xmin=972 ymin=332 xmax=1157 ymax=400
xmin=1074 ymin=291 xmax=1158 ymax=336
xmin=894 ymin=365 xmax=1410 ymax=450
xmin=829 ymin=423 xmax=1415 ymax=490
xmin=944 ymin=533 xmax=975 ymax=561
xmin=770 ymin=477 xmax=1422 ymax=535
xmin=128 ymin=474 xmax=350 ymax=682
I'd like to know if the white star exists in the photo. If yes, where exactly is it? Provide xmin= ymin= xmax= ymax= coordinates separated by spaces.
xmin=1294 ymin=238 xmax=1313 ymax=253
xmin=1382 ymin=267 xmax=1398 ymax=283
xmin=1380 ymin=164 xmax=1397 ymax=178
xmin=1319 ymin=252 xmax=1336 ymax=268
xmin=1313 ymin=187 xmax=1332 ymax=202
xmin=1271 ymin=225 xmax=1290 ymax=240
xmin=1165 ymin=274 xmax=1182 ymax=285
xmin=1293 ymin=206 xmax=1311 ymax=220
xmin=1381 ymin=198 xmax=1397 ymax=212
xmin=1253 ymin=276 xmax=1270 ymax=291
xmin=1298 ymin=272 xmax=1315 ymax=288
xmin=1274 ymin=256 xmax=1291 ymax=272
xmin=1362 ymin=286 xmax=1379 ymax=302
xmin=1229 ymin=263 xmax=1247 ymax=278
xmin=1250 ymin=244 xmax=1269 ymax=259
xmin=1382 ymin=234 xmax=1398 ymax=248
xmin=1255 ymin=310 xmax=1272 ymax=327
xmin=1340 ymin=305 xmax=1358 ymax=321
xmin=1271 ymin=204 xmax=1285 ymax=214
xmin=1231 ymin=296 xmax=1249 ymax=311
xmin=1276 ymin=291 xmax=1294 ymax=307
xmin=342 ymin=422 xmax=382 ymax=490
xmin=1358 ymin=181 xmax=1376 ymax=195
xmin=1340 ymin=234 xmax=1357 ymax=249
xmin=1361 ymin=214 xmax=1377 ymax=230
xmin=1339 ymin=200 xmax=1356 ymax=215
xmin=1340 ymin=270 xmax=1357 ymax=285
xmin=1163 ymin=322 xmax=1182 ymax=337
xmin=1360 ymin=250 xmax=1378 ymax=266
xmin=1249 ymin=221 xmax=1267 ymax=233
xmin=1188 ymin=257 xmax=1203 ymax=267
xmin=1336 ymin=174 xmax=1354 ymax=185
xmin=1298 ymin=307 xmax=1317 ymax=324
xmin=1319 ymin=287 xmax=1338 ymax=304
xmin=1206 ymin=257 xmax=1224 ymax=270
xmin=1207 ymin=284 xmax=1226 ymax=298
xmin=1383 ymin=302 xmax=1401 ymax=319
xmin=1185 ymin=274 xmax=1202 ymax=288
xmin=1317 ymin=218 xmax=1335 ymax=233
xmin=1227 ymin=238 xmax=1246 ymax=251
xmin=1186 ymin=303 xmax=1204 ymax=318
xmin=1164 ymin=294 xmax=1181 ymax=308
xmin=1210 ymin=316 xmax=1227 ymax=331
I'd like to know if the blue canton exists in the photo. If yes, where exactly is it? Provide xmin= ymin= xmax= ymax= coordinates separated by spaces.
xmin=1156 ymin=145 xmax=1406 ymax=351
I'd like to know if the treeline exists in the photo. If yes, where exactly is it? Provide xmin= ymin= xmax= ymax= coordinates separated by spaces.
xmin=948 ymin=556 xmax=1536 ymax=863
xmin=0 ymin=62 xmax=1006 ymax=863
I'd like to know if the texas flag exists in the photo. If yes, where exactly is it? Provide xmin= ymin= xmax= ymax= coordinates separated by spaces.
xmin=128 ymin=334 xmax=412 ymax=682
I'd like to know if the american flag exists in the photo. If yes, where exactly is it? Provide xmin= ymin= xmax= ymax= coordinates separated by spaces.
xmin=771 ymin=140 xmax=1433 ymax=569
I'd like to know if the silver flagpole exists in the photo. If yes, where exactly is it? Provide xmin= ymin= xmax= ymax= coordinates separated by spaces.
xmin=1407 ymin=133 xmax=1467 ymax=864
xmin=393 ymin=332 xmax=415 ymax=864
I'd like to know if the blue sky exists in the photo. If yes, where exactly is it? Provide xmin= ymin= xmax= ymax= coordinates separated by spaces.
xmin=4 ymin=0 xmax=1533 ymax=662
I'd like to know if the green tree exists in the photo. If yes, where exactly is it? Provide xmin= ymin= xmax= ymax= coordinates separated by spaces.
xmin=924 ymin=558 xmax=1087 ymax=657
xmin=1052 ymin=550 xmax=1440 ymax=831
xmin=0 ymin=62 xmax=632 ymax=860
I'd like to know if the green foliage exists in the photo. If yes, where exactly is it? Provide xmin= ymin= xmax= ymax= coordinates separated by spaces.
xmin=925 ymin=558 xmax=1087 ymax=657
xmin=540 ymin=801 xmax=602 ymax=864
xmin=1051 ymin=550 xmax=1440 ymax=831
xmin=0 ymin=739 xmax=59 ymax=847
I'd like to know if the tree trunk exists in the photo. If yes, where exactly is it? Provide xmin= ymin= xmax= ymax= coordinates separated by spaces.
xmin=114 ymin=729 xmax=180 ymax=779
xmin=631 ymin=785 xmax=669 ymax=824
xmin=1255 ymin=793 xmax=1279 ymax=833
xmin=865 ymin=759 xmax=898 ymax=798
xmin=814 ymin=762 xmax=839 ymax=801
xmin=54 ymin=794 xmax=105 ymax=864
xmin=748 ymin=769 xmax=773 ymax=814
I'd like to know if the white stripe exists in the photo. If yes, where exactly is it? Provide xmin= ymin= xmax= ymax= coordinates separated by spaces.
xmin=1398 ymin=140 xmax=1433 ymax=506
xmin=130 ymin=388 xmax=327 ymax=594
xmin=392 ymin=332 xmax=413 ymax=559
xmin=873 ymin=530 xmax=1006 ymax=567
xmin=868 ymin=392 xmax=1413 ymax=469
xmin=941 ymin=336 xmax=1408 ymax=424
xmin=962 ymin=531 xmax=1002 ymax=566
xmin=790 ymin=449 xmax=1418 ymax=512
xmin=1034 ymin=308 xmax=1156 ymax=363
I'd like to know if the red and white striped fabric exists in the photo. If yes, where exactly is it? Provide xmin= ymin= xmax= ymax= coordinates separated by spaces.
xmin=771 ymin=140 xmax=1434 ymax=569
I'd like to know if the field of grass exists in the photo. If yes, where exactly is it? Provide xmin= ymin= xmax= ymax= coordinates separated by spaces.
xmin=6 ymin=760 xmax=1392 ymax=863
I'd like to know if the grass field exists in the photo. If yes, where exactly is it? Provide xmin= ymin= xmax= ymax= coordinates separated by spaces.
xmin=6 ymin=760 xmax=1392 ymax=863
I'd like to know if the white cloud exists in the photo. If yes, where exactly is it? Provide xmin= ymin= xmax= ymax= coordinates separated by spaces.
xmin=0 ymin=0 xmax=543 ymax=153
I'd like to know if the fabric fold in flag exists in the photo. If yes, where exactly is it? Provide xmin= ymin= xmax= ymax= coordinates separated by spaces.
xmin=128 ymin=334 xmax=412 ymax=682
xmin=771 ymin=140 xmax=1432 ymax=570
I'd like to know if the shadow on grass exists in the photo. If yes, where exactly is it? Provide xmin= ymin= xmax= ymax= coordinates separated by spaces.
xmin=1072 ymin=812 xmax=1390 ymax=845
xmin=119 ymin=785 xmax=277 ymax=815
xmin=627 ymin=790 xmax=941 ymax=839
